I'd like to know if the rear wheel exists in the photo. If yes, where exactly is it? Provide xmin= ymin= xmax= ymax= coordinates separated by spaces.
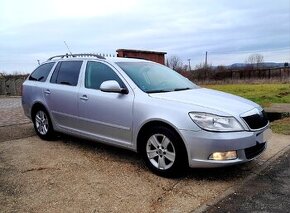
xmin=141 ymin=126 xmax=187 ymax=177
xmin=33 ymin=108 xmax=55 ymax=140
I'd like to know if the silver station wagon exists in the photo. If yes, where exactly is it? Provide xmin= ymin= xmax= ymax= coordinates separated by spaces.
xmin=22 ymin=53 xmax=270 ymax=177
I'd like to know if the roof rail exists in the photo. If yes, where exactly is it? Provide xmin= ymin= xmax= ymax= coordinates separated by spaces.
xmin=47 ymin=53 xmax=106 ymax=61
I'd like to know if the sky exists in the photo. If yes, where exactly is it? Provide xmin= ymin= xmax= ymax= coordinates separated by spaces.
xmin=0 ymin=0 xmax=289 ymax=73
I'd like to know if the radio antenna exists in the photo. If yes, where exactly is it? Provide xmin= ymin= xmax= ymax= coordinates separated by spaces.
xmin=64 ymin=41 xmax=73 ymax=55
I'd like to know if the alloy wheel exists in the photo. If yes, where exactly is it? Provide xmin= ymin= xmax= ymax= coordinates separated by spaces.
xmin=146 ymin=134 xmax=176 ymax=170
xmin=35 ymin=110 xmax=49 ymax=135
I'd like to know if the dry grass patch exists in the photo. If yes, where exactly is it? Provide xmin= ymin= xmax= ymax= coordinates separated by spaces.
xmin=271 ymin=117 xmax=290 ymax=135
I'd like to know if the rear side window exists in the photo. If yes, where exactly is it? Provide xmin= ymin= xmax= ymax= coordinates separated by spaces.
xmin=50 ymin=61 xmax=82 ymax=86
xmin=29 ymin=62 xmax=55 ymax=82
xmin=85 ymin=61 xmax=125 ymax=89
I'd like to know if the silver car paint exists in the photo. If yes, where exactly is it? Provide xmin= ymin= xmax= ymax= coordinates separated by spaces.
xmin=22 ymin=57 xmax=269 ymax=168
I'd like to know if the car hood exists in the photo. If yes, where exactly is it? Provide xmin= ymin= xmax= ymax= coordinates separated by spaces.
xmin=149 ymin=88 xmax=260 ymax=116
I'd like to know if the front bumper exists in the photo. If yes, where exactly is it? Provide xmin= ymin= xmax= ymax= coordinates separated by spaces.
xmin=180 ymin=127 xmax=270 ymax=168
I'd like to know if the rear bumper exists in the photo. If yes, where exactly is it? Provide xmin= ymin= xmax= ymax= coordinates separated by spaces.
xmin=179 ymin=127 xmax=270 ymax=168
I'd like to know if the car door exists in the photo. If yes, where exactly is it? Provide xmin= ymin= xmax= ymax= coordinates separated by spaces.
xmin=44 ymin=60 xmax=83 ymax=130
xmin=78 ymin=61 xmax=134 ymax=147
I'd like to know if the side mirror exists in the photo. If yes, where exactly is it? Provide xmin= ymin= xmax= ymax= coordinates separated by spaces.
xmin=100 ymin=80 xmax=128 ymax=94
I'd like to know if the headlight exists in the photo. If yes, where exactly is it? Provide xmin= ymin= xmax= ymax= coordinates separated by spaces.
xmin=189 ymin=112 xmax=244 ymax=132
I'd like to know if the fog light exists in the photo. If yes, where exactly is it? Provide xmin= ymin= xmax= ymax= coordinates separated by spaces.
xmin=209 ymin=151 xmax=237 ymax=160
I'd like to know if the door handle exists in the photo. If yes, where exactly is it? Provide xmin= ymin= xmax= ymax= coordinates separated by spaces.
xmin=44 ymin=89 xmax=51 ymax=95
xmin=80 ymin=95 xmax=88 ymax=101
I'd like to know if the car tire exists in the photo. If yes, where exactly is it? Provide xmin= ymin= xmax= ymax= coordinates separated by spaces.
xmin=141 ymin=126 xmax=188 ymax=177
xmin=33 ymin=108 xmax=55 ymax=140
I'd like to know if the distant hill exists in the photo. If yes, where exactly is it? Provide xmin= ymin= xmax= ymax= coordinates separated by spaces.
xmin=229 ymin=62 xmax=287 ymax=69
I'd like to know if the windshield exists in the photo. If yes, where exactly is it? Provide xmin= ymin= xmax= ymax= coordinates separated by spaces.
xmin=116 ymin=62 xmax=198 ymax=93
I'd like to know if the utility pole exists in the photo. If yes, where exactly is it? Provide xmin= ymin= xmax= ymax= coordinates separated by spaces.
xmin=187 ymin=59 xmax=191 ymax=71
xmin=205 ymin=51 xmax=208 ymax=68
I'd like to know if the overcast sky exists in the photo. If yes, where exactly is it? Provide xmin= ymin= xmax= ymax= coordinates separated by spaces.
xmin=0 ymin=0 xmax=289 ymax=73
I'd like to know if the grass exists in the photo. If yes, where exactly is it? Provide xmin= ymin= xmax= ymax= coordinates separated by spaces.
xmin=203 ymin=83 xmax=290 ymax=135
xmin=271 ymin=117 xmax=290 ymax=135
xmin=203 ymin=83 xmax=290 ymax=107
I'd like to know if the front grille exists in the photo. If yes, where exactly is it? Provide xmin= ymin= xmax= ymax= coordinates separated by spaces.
xmin=242 ymin=110 xmax=268 ymax=130
xmin=244 ymin=142 xmax=266 ymax=159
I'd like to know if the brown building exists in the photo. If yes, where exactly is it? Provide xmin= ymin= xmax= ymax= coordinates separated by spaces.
xmin=116 ymin=49 xmax=167 ymax=65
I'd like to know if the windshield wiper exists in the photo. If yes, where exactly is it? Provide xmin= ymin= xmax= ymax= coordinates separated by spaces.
xmin=174 ymin=87 xmax=191 ymax=91
xmin=147 ymin=88 xmax=191 ymax=93
xmin=147 ymin=89 xmax=171 ymax=93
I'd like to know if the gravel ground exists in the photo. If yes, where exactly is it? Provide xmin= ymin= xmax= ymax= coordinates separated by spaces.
xmin=0 ymin=97 xmax=290 ymax=212
xmin=0 ymin=123 xmax=289 ymax=212
xmin=0 ymin=98 xmax=30 ymax=127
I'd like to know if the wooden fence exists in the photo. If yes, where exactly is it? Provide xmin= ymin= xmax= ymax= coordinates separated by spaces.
xmin=0 ymin=75 xmax=28 ymax=96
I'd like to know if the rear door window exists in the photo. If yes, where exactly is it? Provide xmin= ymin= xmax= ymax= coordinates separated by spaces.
xmin=50 ymin=61 xmax=82 ymax=86
xmin=29 ymin=62 xmax=55 ymax=82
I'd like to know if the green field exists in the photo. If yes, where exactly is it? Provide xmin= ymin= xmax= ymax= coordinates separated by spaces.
xmin=203 ymin=83 xmax=290 ymax=135
xmin=203 ymin=83 xmax=290 ymax=107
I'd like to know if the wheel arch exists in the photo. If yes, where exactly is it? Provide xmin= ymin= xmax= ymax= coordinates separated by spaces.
xmin=31 ymin=102 xmax=49 ymax=118
xmin=136 ymin=120 xmax=188 ymax=161
xmin=31 ymin=102 xmax=55 ymax=131
xmin=31 ymin=101 xmax=56 ymax=140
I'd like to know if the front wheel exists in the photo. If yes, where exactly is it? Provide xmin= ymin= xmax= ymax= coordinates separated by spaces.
xmin=141 ymin=126 xmax=188 ymax=177
xmin=33 ymin=108 xmax=55 ymax=140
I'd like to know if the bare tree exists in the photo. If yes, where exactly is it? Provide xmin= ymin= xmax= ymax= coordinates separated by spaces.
xmin=194 ymin=62 xmax=214 ymax=69
xmin=167 ymin=55 xmax=183 ymax=72
xmin=245 ymin=54 xmax=264 ymax=69
xmin=216 ymin=65 xmax=228 ymax=72
xmin=192 ymin=62 xmax=215 ymax=81
xmin=182 ymin=64 xmax=188 ymax=71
